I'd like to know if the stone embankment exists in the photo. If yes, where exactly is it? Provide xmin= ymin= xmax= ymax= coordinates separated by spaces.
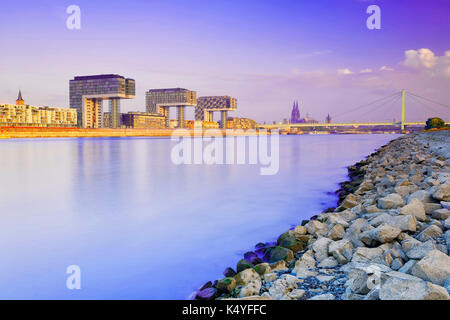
xmin=193 ymin=131 xmax=450 ymax=300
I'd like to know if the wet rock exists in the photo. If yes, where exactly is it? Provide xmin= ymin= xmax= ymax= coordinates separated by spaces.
xmin=216 ymin=277 xmax=237 ymax=293
xmin=196 ymin=287 xmax=218 ymax=300
xmin=277 ymin=231 xmax=309 ymax=252
xmin=267 ymin=246 xmax=294 ymax=263
xmin=253 ymin=263 xmax=270 ymax=276
xmin=236 ymin=259 xmax=253 ymax=273
xmin=223 ymin=267 xmax=237 ymax=278
xmin=269 ymin=260 xmax=288 ymax=272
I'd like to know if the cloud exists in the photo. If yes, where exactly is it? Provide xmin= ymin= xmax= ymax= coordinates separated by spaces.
xmin=380 ymin=66 xmax=394 ymax=71
xmin=337 ymin=68 xmax=354 ymax=75
xmin=402 ymin=48 xmax=450 ymax=76
xmin=360 ymin=68 xmax=373 ymax=73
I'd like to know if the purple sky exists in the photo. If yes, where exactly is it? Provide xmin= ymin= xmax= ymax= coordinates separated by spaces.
xmin=1 ymin=0 xmax=450 ymax=122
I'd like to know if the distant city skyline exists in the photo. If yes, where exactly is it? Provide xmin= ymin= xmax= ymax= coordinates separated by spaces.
xmin=1 ymin=0 xmax=450 ymax=123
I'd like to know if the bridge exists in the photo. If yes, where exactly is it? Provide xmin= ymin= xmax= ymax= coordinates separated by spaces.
xmin=258 ymin=90 xmax=449 ymax=131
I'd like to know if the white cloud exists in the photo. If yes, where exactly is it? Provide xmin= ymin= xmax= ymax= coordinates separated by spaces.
xmin=404 ymin=48 xmax=437 ymax=69
xmin=380 ymin=66 xmax=394 ymax=71
xmin=360 ymin=68 xmax=373 ymax=73
xmin=337 ymin=68 xmax=353 ymax=75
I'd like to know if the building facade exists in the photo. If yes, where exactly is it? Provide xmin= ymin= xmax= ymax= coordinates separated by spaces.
xmin=146 ymin=88 xmax=197 ymax=128
xmin=121 ymin=112 xmax=166 ymax=129
xmin=195 ymin=96 xmax=237 ymax=129
xmin=0 ymin=104 xmax=77 ymax=127
xmin=226 ymin=117 xmax=256 ymax=129
xmin=69 ymin=74 xmax=135 ymax=128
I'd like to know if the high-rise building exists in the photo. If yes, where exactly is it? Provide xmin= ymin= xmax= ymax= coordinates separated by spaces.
xmin=69 ymin=74 xmax=135 ymax=128
xmin=195 ymin=96 xmax=237 ymax=129
xmin=146 ymin=88 xmax=197 ymax=128
xmin=326 ymin=114 xmax=332 ymax=124
xmin=122 ymin=112 xmax=166 ymax=129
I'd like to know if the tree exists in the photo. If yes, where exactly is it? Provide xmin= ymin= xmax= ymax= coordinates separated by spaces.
xmin=425 ymin=117 xmax=445 ymax=130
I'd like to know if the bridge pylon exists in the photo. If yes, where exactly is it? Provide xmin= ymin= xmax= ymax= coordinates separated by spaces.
xmin=401 ymin=89 xmax=406 ymax=131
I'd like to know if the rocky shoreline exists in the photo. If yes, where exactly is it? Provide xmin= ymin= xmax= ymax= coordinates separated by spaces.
xmin=192 ymin=131 xmax=450 ymax=300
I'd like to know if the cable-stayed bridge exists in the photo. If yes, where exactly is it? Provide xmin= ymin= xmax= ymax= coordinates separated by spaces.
xmin=258 ymin=90 xmax=450 ymax=131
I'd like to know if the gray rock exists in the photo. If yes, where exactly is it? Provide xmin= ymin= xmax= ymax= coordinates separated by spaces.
xmin=327 ymin=224 xmax=345 ymax=240
xmin=352 ymin=247 xmax=386 ymax=265
xmin=412 ymin=250 xmax=450 ymax=285
xmin=371 ymin=223 xmax=402 ymax=243
xmin=400 ymin=198 xmax=426 ymax=221
xmin=444 ymin=217 xmax=450 ymax=230
xmin=293 ymin=250 xmax=317 ymax=278
xmin=433 ymin=183 xmax=450 ymax=201
xmin=417 ymin=225 xmax=443 ymax=241
xmin=424 ymin=202 xmax=443 ymax=214
xmin=305 ymin=220 xmax=330 ymax=237
xmin=312 ymin=237 xmax=332 ymax=262
xmin=404 ymin=240 xmax=436 ymax=260
xmin=432 ymin=209 xmax=450 ymax=220
xmin=441 ymin=201 xmax=450 ymax=210
xmin=328 ymin=239 xmax=353 ymax=264
xmin=317 ymin=256 xmax=339 ymax=268
xmin=369 ymin=213 xmax=417 ymax=232
xmin=308 ymin=293 xmax=335 ymax=300
xmin=398 ymin=259 xmax=417 ymax=274
xmin=380 ymin=274 xmax=449 ymax=300
xmin=378 ymin=193 xmax=405 ymax=209
xmin=407 ymin=190 xmax=432 ymax=204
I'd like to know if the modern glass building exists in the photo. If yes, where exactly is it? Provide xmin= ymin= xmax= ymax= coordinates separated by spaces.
xmin=146 ymin=88 xmax=196 ymax=128
xmin=195 ymin=96 xmax=237 ymax=128
xmin=69 ymin=74 xmax=135 ymax=128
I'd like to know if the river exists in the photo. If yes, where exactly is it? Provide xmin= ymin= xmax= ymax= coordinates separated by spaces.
xmin=0 ymin=134 xmax=398 ymax=299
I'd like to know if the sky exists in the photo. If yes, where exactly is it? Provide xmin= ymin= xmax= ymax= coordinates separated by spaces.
xmin=1 ymin=0 xmax=450 ymax=123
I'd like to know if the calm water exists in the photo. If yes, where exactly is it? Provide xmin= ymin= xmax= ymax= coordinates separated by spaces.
xmin=0 ymin=134 xmax=398 ymax=299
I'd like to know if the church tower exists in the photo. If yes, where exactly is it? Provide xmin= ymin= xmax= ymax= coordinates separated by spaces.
xmin=16 ymin=90 xmax=24 ymax=105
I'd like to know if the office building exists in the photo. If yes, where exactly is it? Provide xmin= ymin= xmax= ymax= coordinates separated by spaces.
xmin=122 ymin=112 xmax=166 ymax=129
xmin=195 ymin=96 xmax=237 ymax=129
xmin=69 ymin=74 xmax=135 ymax=128
xmin=146 ymin=88 xmax=196 ymax=128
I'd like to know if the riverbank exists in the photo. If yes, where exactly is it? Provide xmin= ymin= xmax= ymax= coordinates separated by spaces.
xmin=193 ymin=131 xmax=450 ymax=300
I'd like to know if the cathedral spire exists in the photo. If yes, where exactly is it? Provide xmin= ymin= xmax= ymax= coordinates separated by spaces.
xmin=16 ymin=90 xmax=24 ymax=105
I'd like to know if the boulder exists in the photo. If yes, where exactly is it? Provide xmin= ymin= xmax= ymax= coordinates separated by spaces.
xmin=380 ymin=274 xmax=449 ymax=300
xmin=407 ymin=190 xmax=432 ymax=204
xmin=308 ymin=293 xmax=335 ymax=300
xmin=370 ymin=223 xmax=401 ymax=243
xmin=327 ymin=224 xmax=345 ymax=240
xmin=433 ymin=183 xmax=450 ymax=201
xmin=444 ymin=217 xmax=450 ymax=230
xmin=312 ymin=237 xmax=332 ymax=262
xmin=328 ymin=239 xmax=353 ymax=264
xmin=305 ymin=220 xmax=330 ymax=237
xmin=235 ymin=268 xmax=261 ymax=286
xmin=239 ymin=281 xmax=262 ymax=298
xmin=400 ymin=198 xmax=426 ymax=221
xmin=369 ymin=213 xmax=417 ymax=232
xmin=398 ymin=259 xmax=417 ymax=274
xmin=352 ymin=247 xmax=386 ymax=265
xmin=317 ymin=256 xmax=339 ymax=268
xmin=267 ymin=246 xmax=294 ymax=263
xmin=441 ymin=201 xmax=450 ymax=210
xmin=216 ymin=277 xmax=237 ymax=293
xmin=344 ymin=218 xmax=371 ymax=247
xmin=253 ymin=263 xmax=270 ymax=275
xmin=432 ymin=209 xmax=450 ymax=220
xmin=236 ymin=259 xmax=253 ymax=273
xmin=412 ymin=250 xmax=450 ymax=285
xmin=424 ymin=203 xmax=443 ymax=214
xmin=377 ymin=193 xmax=405 ymax=209
xmin=404 ymin=240 xmax=436 ymax=260
xmin=293 ymin=250 xmax=316 ymax=278
xmin=277 ymin=231 xmax=309 ymax=252
xmin=293 ymin=225 xmax=307 ymax=236
xmin=417 ymin=225 xmax=443 ymax=241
